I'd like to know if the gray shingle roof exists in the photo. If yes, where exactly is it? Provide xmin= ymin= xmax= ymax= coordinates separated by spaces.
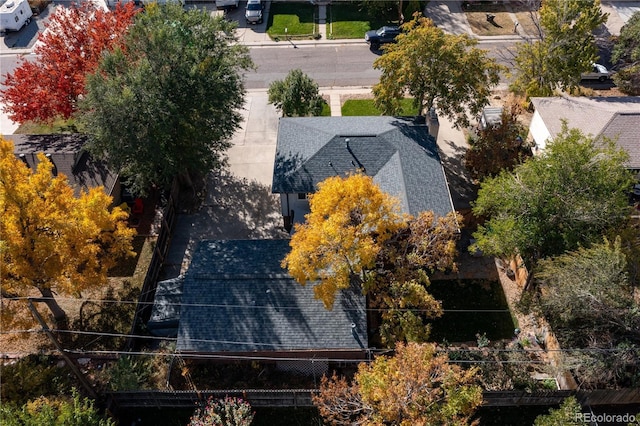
xmin=5 ymin=134 xmax=118 ymax=197
xmin=272 ymin=116 xmax=454 ymax=218
xmin=530 ymin=97 xmax=640 ymax=169
xmin=176 ymin=240 xmax=368 ymax=353
xmin=147 ymin=276 xmax=184 ymax=337
xmin=598 ymin=112 xmax=640 ymax=170
xmin=530 ymin=96 xmax=640 ymax=140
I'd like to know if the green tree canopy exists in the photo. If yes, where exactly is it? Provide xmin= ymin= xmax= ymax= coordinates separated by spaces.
xmin=359 ymin=0 xmax=400 ymax=22
xmin=536 ymin=239 xmax=640 ymax=388
xmin=373 ymin=15 xmax=502 ymax=128
xmin=510 ymin=0 xmax=607 ymax=98
xmin=472 ymin=124 xmax=632 ymax=270
xmin=537 ymin=238 xmax=634 ymax=333
xmin=0 ymin=390 xmax=114 ymax=426
xmin=612 ymin=11 xmax=640 ymax=95
xmin=533 ymin=397 xmax=586 ymax=426
xmin=612 ymin=11 xmax=640 ymax=65
xmin=268 ymin=69 xmax=325 ymax=117
xmin=80 ymin=3 xmax=253 ymax=195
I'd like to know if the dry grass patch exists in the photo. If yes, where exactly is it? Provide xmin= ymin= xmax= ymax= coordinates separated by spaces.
xmin=514 ymin=11 xmax=541 ymax=37
xmin=464 ymin=2 xmax=540 ymax=37
xmin=464 ymin=3 xmax=516 ymax=36
xmin=466 ymin=11 xmax=516 ymax=36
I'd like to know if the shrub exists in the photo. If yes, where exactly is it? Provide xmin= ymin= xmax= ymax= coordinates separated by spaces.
xmin=189 ymin=397 xmax=254 ymax=426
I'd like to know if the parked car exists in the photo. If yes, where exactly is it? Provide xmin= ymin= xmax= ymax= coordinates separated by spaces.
xmin=581 ymin=63 xmax=612 ymax=82
xmin=364 ymin=26 xmax=400 ymax=50
xmin=215 ymin=0 xmax=238 ymax=9
xmin=245 ymin=0 xmax=263 ymax=24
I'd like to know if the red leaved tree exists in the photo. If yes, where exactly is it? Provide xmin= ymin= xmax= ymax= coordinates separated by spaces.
xmin=1 ymin=1 xmax=138 ymax=123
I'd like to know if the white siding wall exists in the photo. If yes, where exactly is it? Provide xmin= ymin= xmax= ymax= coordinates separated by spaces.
xmin=528 ymin=110 xmax=551 ymax=152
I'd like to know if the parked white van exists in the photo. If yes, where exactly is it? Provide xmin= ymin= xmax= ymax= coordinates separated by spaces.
xmin=581 ymin=63 xmax=612 ymax=82
xmin=0 ymin=0 xmax=32 ymax=33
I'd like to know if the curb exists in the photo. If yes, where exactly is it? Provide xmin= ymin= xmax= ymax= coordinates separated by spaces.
xmin=242 ymin=34 xmax=531 ymax=48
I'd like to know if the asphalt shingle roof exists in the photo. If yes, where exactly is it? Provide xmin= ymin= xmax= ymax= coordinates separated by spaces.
xmin=5 ymin=134 xmax=118 ymax=197
xmin=176 ymin=240 xmax=368 ymax=353
xmin=272 ymin=116 xmax=454 ymax=218
xmin=530 ymin=97 xmax=640 ymax=169
xmin=599 ymin=112 xmax=640 ymax=170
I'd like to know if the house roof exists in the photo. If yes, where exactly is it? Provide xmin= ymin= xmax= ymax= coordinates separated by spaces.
xmin=530 ymin=97 xmax=640 ymax=168
xmin=4 ymin=134 xmax=119 ymax=197
xmin=599 ymin=112 xmax=640 ymax=169
xmin=272 ymin=116 xmax=454 ymax=218
xmin=176 ymin=239 xmax=368 ymax=353
xmin=147 ymin=276 xmax=184 ymax=337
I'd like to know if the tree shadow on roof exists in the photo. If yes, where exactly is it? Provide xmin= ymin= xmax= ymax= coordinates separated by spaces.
xmin=272 ymin=150 xmax=313 ymax=193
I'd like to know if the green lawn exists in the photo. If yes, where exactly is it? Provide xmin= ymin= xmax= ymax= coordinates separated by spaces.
xmin=327 ymin=3 xmax=390 ymax=39
xmin=14 ymin=117 xmax=83 ymax=134
xmin=327 ymin=1 xmax=428 ymax=39
xmin=341 ymin=98 xmax=419 ymax=116
xmin=320 ymin=101 xmax=331 ymax=116
xmin=267 ymin=2 xmax=317 ymax=40
xmin=428 ymin=279 xmax=516 ymax=343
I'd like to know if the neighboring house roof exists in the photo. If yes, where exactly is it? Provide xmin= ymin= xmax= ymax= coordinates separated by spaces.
xmin=176 ymin=239 xmax=368 ymax=354
xmin=529 ymin=97 xmax=640 ymax=167
xmin=4 ymin=133 xmax=119 ymax=197
xmin=599 ymin=112 xmax=640 ymax=170
xmin=272 ymin=116 xmax=454 ymax=218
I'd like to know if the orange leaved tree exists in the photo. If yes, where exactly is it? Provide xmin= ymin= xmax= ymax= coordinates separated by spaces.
xmin=1 ymin=1 xmax=138 ymax=123
xmin=0 ymin=137 xmax=135 ymax=330
xmin=282 ymin=174 xmax=461 ymax=345
xmin=314 ymin=342 xmax=483 ymax=425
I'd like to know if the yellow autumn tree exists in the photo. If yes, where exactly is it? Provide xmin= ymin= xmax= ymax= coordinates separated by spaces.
xmin=282 ymin=174 xmax=405 ymax=310
xmin=0 ymin=137 xmax=135 ymax=331
xmin=282 ymin=174 xmax=461 ymax=344
xmin=314 ymin=342 xmax=483 ymax=425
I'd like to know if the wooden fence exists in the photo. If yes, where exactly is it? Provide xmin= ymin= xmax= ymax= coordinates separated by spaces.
xmin=105 ymin=388 xmax=640 ymax=412
xmin=124 ymin=179 xmax=180 ymax=351
xmin=106 ymin=389 xmax=315 ymax=411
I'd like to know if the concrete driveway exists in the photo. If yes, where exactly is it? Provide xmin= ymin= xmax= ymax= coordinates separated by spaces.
xmin=227 ymin=89 xmax=280 ymax=185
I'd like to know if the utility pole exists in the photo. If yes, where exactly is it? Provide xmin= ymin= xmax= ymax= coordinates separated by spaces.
xmin=28 ymin=299 xmax=97 ymax=399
